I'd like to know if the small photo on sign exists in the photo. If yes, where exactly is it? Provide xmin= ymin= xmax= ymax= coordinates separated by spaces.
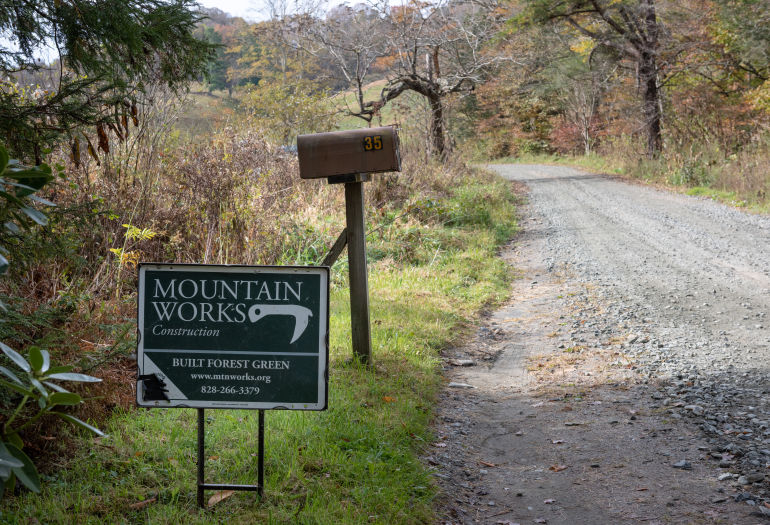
xmin=136 ymin=264 xmax=329 ymax=411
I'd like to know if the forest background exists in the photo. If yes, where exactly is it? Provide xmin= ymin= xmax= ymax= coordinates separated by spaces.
xmin=0 ymin=0 xmax=769 ymax=521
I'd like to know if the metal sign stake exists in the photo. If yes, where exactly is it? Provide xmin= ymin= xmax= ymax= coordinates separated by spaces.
xmin=196 ymin=408 xmax=264 ymax=508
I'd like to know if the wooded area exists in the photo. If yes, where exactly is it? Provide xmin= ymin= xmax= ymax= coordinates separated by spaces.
xmin=0 ymin=0 xmax=769 ymax=515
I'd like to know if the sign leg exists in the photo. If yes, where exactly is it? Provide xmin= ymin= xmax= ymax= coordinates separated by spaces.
xmin=258 ymin=410 xmax=265 ymax=498
xmin=344 ymin=180 xmax=373 ymax=364
xmin=197 ymin=408 xmax=205 ymax=508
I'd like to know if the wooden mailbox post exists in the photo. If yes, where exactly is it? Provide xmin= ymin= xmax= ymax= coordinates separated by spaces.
xmin=297 ymin=126 xmax=401 ymax=364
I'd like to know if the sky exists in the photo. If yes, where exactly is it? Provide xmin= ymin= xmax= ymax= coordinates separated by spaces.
xmin=196 ymin=0 xmax=359 ymax=21
xmin=197 ymin=0 xmax=270 ymax=21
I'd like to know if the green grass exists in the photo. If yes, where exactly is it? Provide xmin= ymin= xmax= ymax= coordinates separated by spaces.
xmin=1 ymin=176 xmax=517 ymax=524
xmin=685 ymin=186 xmax=770 ymax=213
xmin=332 ymin=80 xmax=425 ymax=131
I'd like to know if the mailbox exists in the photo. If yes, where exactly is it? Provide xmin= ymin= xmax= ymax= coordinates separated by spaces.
xmin=297 ymin=126 xmax=401 ymax=179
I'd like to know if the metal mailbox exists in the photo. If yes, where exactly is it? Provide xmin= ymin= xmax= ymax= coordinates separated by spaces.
xmin=297 ymin=126 xmax=401 ymax=179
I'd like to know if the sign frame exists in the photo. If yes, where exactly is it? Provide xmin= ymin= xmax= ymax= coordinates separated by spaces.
xmin=136 ymin=263 xmax=329 ymax=411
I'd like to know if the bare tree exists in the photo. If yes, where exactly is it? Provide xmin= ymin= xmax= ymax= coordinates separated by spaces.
xmin=552 ymin=48 xmax=619 ymax=155
xmin=301 ymin=0 xmax=507 ymax=158
xmin=371 ymin=0 xmax=508 ymax=157
xmin=299 ymin=4 xmax=387 ymax=126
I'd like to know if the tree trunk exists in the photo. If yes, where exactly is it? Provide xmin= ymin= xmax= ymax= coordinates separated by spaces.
xmin=639 ymin=52 xmax=662 ymax=157
xmin=428 ymin=93 xmax=447 ymax=159
xmin=640 ymin=0 xmax=662 ymax=157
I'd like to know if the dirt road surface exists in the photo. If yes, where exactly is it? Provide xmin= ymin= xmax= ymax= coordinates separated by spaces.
xmin=431 ymin=165 xmax=770 ymax=524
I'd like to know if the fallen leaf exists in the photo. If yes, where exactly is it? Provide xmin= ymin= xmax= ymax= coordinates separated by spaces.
xmin=134 ymin=451 xmax=144 ymax=457
xmin=382 ymin=396 xmax=396 ymax=403
xmin=765 ymin=502 xmax=770 ymax=509
xmin=208 ymin=490 xmax=235 ymax=507
xmin=549 ymin=464 xmax=568 ymax=472
xmin=129 ymin=497 xmax=156 ymax=510
xmin=543 ymin=498 xmax=556 ymax=504
xmin=209 ymin=455 xmax=219 ymax=461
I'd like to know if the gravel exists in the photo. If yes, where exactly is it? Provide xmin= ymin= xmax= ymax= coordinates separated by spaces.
xmin=490 ymin=164 xmax=770 ymax=509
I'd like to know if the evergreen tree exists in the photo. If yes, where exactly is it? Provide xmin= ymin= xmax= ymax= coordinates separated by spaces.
xmin=0 ymin=0 xmax=215 ymax=162
xmin=202 ymin=26 xmax=228 ymax=93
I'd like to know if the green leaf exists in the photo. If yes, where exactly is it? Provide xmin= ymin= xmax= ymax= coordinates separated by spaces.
xmin=0 ymin=254 xmax=7 ymax=276
xmin=48 ymin=392 xmax=81 ymax=406
xmin=45 ymin=365 xmax=73 ymax=375
xmin=0 ymin=442 xmax=23 ymax=469
xmin=0 ymin=145 xmax=8 ymax=174
xmin=46 ymin=372 xmax=100 ymax=383
xmin=0 ymin=378 xmax=33 ymax=396
xmin=0 ymin=342 xmax=31 ymax=372
xmin=39 ymin=349 xmax=50 ymax=373
xmin=28 ymin=194 xmax=55 ymax=207
xmin=3 ymin=221 xmax=20 ymax=234
xmin=6 ymin=433 xmax=22 ymax=450
xmin=42 ymin=381 xmax=69 ymax=393
xmin=29 ymin=377 xmax=48 ymax=398
xmin=6 ymin=444 xmax=40 ymax=493
xmin=0 ymin=366 xmax=22 ymax=385
xmin=52 ymin=412 xmax=106 ymax=437
xmin=0 ymin=190 xmax=25 ymax=207
xmin=5 ymin=164 xmax=53 ymax=180
xmin=0 ymin=464 xmax=10 ymax=483
xmin=5 ymin=180 xmax=39 ymax=193
xmin=20 ymin=207 xmax=47 ymax=226
xmin=4 ymin=472 xmax=15 ymax=493
xmin=28 ymin=346 xmax=44 ymax=373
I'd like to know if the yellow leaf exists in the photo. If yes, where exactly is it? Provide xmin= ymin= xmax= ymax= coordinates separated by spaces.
xmin=208 ymin=490 xmax=235 ymax=507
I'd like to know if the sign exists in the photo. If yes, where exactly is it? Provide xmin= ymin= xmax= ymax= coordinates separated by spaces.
xmin=297 ymin=126 xmax=401 ymax=179
xmin=136 ymin=264 xmax=329 ymax=410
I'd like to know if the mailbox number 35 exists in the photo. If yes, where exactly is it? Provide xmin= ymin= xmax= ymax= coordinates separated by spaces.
xmin=363 ymin=135 xmax=383 ymax=151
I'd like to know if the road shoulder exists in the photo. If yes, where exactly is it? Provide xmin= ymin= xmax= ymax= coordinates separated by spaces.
xmin=430 ymin=207 xmax=759 ymax=524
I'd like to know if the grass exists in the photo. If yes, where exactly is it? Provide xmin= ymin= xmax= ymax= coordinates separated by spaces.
xmin=332 ymin=80 xmax=425 ymax=131
xmin=1 ymin=174 xmax=517 ymax=523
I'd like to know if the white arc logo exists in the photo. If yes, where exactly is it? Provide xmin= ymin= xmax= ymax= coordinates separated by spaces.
xmin=247 ymin=305 xmax=313 ymax=343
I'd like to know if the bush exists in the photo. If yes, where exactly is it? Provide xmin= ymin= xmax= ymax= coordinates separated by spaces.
xmin=0 ymin=342 xmax=103 ymax=495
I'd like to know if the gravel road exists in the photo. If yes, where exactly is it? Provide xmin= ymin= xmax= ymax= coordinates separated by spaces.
xmin=433 ymin=164 xmax=770 ymax=524
xmin=498 ymin=164 xmax=770 ymax=376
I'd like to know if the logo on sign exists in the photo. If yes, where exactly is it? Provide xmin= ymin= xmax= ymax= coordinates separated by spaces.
xmin=247 ymin=305 xmax=312 ymax=343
